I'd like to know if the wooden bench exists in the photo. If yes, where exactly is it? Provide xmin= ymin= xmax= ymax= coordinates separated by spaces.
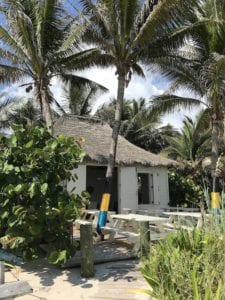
xmin=101 ymin=226 xmax=140 ymax=243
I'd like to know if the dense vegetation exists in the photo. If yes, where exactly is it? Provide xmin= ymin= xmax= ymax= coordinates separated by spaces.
xmin=0 ymin=125 xmax=87 ymax=264
xmin=141 ymin=223 xmax=225 ymax=299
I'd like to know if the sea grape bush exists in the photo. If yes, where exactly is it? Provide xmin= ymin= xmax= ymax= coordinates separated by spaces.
xmin=0 ymin=124 xmax=87 ymax=264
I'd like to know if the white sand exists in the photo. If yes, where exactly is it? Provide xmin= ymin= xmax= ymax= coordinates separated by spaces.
xmin=4 ymin=259 xmax=151 ymax=300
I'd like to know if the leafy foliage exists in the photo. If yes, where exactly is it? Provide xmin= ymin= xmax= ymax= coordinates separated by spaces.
xmin=0 ymin=124 xmax=86 ymax=264
xmin=162 ymin=110 xmax=211 ymax=163
xmin=141 ymin=228 xmax=225 ymax=299
xmin=96 ymin=98 xmax=176 ymax=153
xmin=168 ymin=167 xmax=204 ymax=207
xmin=0 ymin=0 xmax=103 ymax=129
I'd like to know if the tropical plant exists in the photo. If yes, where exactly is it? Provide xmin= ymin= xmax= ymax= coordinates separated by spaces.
xmin=168 ymin=168 xmax=204 ymax=207
xmin=0 ymin=0 xmax=102 ymax=132
xmin=0 ymin=124 xmax=87 ymax=265
xmin=141 ymin=228 xmax=225 ymax=299
xmin=80 ymin=0 xmax=198 ymax=194
xmin=96 ymin=98 xmax=177 ymax=153
xmin=61 ymin=79 xmax=107 ymax=115
xmin=150 ymin=0 xmax=225 ymax=193
xmin=162 ymin=110 xmax=211 ymax=164
xmin=0 ymin=100 xmax=43 ymax=128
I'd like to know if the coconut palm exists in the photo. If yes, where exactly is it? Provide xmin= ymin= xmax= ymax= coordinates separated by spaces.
xmin=161 ymin=110 xmax=211 ymax=165
xmin=150 ymin=0 xmax=225 ymax=192
xmin=1 ymin=100 xmax=43 ymax=128
xmin=0 ymin=0 xmax=101 ymax=132
xmin=80 ymin=0 xmax=198 ymax=192
xmin=0 ymin=92 xmax=25 ymax=130
xmin=60 ymin=79 xmax=107 ymax=115
xmin=97 ymin=97 xmax=177 ymax=153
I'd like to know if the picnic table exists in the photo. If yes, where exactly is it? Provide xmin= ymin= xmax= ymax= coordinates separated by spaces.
xmin=162 ymin=211 xmax=209 ymax=228
xmin=101 ymin=213 xmax=174 ymax=251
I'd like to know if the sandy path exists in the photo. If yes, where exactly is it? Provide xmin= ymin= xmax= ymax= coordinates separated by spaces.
xmin=4 ymin=259 xmax=151 ymax=300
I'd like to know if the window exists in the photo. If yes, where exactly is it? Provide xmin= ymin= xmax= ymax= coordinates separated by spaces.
xmin=138 ymin=173 xmax=154 ymax=204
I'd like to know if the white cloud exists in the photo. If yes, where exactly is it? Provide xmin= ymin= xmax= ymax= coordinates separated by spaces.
xmin=75 ymin=66 xmax=164 ymax=111
xmin=75 ymin=67 xmax=202 ymax=129
xmin=0 ymin=67 xmax=202 ymax=129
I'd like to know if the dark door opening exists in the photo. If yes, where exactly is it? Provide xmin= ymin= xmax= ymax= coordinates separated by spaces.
xmin=86 ymin=166 xmax=118 ymax=212
xmin=138 ymin=173 xmax=154 ymax=204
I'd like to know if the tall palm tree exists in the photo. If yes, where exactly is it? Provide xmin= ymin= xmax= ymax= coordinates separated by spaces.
xmin=80 ymin=0 xmax=198 ymax=193
xmin=0 ymin=0 xmax=100 ymax=132
xmin=161 ymin=110 xmax=211 ymax=165
xmin=150 ymin=0 xmax=225 ymax=193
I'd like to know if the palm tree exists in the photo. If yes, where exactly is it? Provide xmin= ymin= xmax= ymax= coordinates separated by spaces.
xmin=97 ymin=97 xmax=176 ymax=153
xmin=61 ymin=79 xmax=107 ymax=115
xmin=161 ymin=110 xmax=211 ymax=165
xmin=150 ymin=0 xmax=225 ymax=193
xmin=80 ymin=0 xmax=198 ymax=193
xmin=1 ymin=100 xmax=43 ymax=127
xmin=0 ymin=92 xmax=25 ymax=130
xmin=0 ymin=0 xmax=101 ymax=132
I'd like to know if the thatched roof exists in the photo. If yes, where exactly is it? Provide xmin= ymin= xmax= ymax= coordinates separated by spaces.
xmin=54 ymin=115 xmax=177 ymax=167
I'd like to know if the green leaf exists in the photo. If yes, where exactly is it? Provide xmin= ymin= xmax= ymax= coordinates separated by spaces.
xmin=3 ymin=163 xmax=14 ymax=172
xmin=14 ymin=184 xmax=24 ymax=193
xmin=40 ymin=183 xmax=48 ymax=195
xmin=48 ymin=251 xmax=59 ymax=264
xmin=29 ymin=224 xmax=41 ymax=236
xmin=25 ymin=140 xmax=33 ymax=148
xmin=28 ymin=182 xmax=36 ymax=198
xmin=50 ymin=140 xmax=58 ymax=150
xmin=48 ymin=250 xmax=67 ymax=265
xmin=0 ymin=211 xmax=8 ymax=219
xmin=9 ymin=135 xmax=17 ymax=147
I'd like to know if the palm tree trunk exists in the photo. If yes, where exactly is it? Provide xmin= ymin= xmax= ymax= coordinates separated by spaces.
xmin=36 ymin=81 xmax=53 ymax=134
xmin=211 ymin=119 xmax=220 ymax=192
xmin=211 ymin=118 xmax=221 ymax=212
xmin=97 ymin=73 xmax=125 ymax=234
xmin=105 ymin=73 xmax=126 ymax=192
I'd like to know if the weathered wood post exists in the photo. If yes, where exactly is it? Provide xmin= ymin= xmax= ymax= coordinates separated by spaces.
xmin=0 ymin=262 xmax=4 ymax=285
xmin=80 ymin=223 xmax=94 ymax=278
xmin=139 ymin=221 xmax=151 ymax=257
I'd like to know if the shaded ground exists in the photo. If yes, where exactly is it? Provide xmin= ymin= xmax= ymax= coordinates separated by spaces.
xmin=5 ymin=258 xmax=151 ymax=300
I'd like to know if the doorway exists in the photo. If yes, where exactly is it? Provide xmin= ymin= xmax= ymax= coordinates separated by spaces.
xmin=86 ymin=166 xmax=118 ymax=212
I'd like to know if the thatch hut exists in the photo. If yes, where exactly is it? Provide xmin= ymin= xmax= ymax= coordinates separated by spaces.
xmin=54 ymin=115 xmax=176 ymax=213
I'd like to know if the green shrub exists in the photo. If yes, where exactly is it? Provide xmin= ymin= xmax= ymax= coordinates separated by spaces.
xmin=169 ymin=168 xmax=203 ymax=207
xmin=141 ymin=228 xmax=225 ymax=299
xmin=0 ymin=124 xmax=87 ymax=264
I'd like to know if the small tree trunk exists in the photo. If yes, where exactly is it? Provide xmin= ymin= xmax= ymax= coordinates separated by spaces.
xmin=36 ymin=81 xmax=53 ymax=134
xmin=105 ymin=73 xmax=126 ymax=192
xmin=211 ymin=119 xmax=220 ymax=192
xmin=41 ymin=93 xmax=53 ymax=134
xmin=211 ymin=118 xmax=221 ymax=212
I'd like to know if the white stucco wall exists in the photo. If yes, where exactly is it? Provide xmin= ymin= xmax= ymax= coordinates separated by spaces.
xmin=67 ymin=165 xmax=86 ymax=195
xmin=118 ymin=166 xmax=138 ymax=213
xmin=137 ymin=166 xmax=169 ymax=211
xmin=67 ymin=164 xmax=170 ymax=213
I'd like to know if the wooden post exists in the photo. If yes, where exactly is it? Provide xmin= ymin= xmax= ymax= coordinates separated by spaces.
xmin=80 ymin=223 xmax=94 ymax=278
xmin=139 ymin=221 xmax=151 ymax=257
xmin=0 ymin=262 xmax=4 ymax=285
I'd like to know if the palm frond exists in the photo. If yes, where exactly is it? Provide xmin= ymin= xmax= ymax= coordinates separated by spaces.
xmin=150 ymin=95 xmax=207 ymax=116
